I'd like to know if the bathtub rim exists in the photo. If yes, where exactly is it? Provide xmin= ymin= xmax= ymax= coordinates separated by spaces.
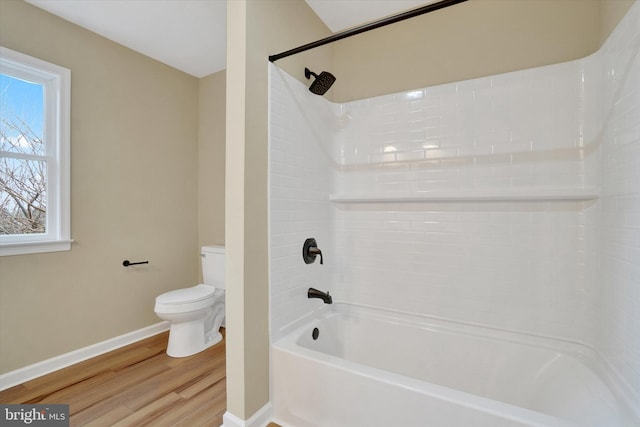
xmin=272 ymin=301 xmax=640 ymax=423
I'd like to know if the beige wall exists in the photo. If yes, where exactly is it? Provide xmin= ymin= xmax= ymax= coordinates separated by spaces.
xmin=599 ymin=0 xmax=636 ymax=44
xmin=198 ymin=70 xmax=226 ymax=259
xmin=332 ymin=0 xmax=603 ymax=102
xmin=225 ymin=0 xmax=331 ymax=419
xmin=0 ymin=0 xmax=199 ymax=373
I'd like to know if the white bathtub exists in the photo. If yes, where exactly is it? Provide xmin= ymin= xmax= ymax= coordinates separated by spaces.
xmin=272 ymin=303 xmax=639 ymax=427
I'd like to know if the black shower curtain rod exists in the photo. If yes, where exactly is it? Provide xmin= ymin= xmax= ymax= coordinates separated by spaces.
xmin=268 ymin=0 xmax=468 ymax=63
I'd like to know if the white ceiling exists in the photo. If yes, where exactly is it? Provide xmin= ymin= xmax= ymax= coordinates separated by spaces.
xmin=25 ymin=0 xmax=435 ymax=78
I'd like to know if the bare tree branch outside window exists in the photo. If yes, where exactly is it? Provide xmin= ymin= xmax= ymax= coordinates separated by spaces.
xmin=0 ymin=75 xmax=47 ymax=235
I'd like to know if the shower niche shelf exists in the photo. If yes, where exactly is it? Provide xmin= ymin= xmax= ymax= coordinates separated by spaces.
xmin=329 ymin=188 xmax=600 ymax=203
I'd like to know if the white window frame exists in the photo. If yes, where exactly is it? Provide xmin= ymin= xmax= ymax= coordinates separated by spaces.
xmin=0 ymin=46 xmax=71 ymax=256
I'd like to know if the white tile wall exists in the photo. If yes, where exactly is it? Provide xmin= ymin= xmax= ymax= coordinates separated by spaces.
xmin=331 ymin=201 xmax=598 ymax=341
xmin=269 ymin=0 xmax=639 ymax=396
xmin=330 ymin=55 xmax=603 ymax=344
xmin=334 ymin=57 xmax=601 ymax=196
xmin=598 ymin=0 xmax=640 ymax=397
xmin=269 ymin=65 xmax=335 ymax=340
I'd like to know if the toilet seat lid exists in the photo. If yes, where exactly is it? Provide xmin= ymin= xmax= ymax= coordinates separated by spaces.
xmin=156 ymin=284 xmax=215 ymax=305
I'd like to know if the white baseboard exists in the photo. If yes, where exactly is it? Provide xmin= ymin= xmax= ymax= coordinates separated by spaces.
xmin=0 ymin=321 xmax=170 ymax=391
xmin=222 ymin=402 xmax=273 ymax=427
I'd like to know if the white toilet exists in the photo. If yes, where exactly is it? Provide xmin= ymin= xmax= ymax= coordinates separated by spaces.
xmin=154 ymin=245 xmax=225 ymax=357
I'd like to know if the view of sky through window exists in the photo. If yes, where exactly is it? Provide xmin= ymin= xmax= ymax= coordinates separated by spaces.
xmin=0 ymin=74 xmax=44 ymax=154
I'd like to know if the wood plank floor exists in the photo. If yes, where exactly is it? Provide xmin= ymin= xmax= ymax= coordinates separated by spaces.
xmin=0 ymin=330 xmax=283 ymax=426
xmin=0 ymin=330 xmax=231 ymax=426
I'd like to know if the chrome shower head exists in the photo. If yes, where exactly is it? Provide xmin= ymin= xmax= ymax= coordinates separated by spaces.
xmin=304 ymin=67 xmax=336 ymax=96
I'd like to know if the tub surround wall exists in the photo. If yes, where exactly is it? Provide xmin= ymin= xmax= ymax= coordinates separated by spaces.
xmin=331 ymin=57 xmax=602 ymax=344
xmin=598 ymin=0 xmax=640 ymax=396
xmin=269 ymin=65 xmax=335 ymax=341
xmin=333 ymin=55 xmax=602 ymax=194
xmin=272 ymin=48 xmax=603 ymax=345
xmin=269 ymin=0 xmax=639 ymax=401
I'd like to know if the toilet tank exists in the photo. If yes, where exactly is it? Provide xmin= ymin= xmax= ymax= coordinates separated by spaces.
xmin=201 ymin=245 xmax=225 ymax=288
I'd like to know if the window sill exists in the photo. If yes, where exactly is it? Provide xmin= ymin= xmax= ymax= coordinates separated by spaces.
xmin=0 ymin=239 xmax=73 ymax=256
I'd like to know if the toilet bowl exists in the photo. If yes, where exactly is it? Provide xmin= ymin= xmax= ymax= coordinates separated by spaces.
xmin=154 ymin=246 xmax=226 ymax=357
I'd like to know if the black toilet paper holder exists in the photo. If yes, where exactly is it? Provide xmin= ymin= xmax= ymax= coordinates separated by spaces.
xmin=123 ymin=260 xmax=149 ymax=267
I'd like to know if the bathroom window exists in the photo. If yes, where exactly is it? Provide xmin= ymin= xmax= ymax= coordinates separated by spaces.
xmin=0 ymin=47 xmax=71 ymax=256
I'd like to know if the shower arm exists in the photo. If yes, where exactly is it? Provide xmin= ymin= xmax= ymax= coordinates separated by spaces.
xmin=268 ymin=0 xmax=468 ymax=63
